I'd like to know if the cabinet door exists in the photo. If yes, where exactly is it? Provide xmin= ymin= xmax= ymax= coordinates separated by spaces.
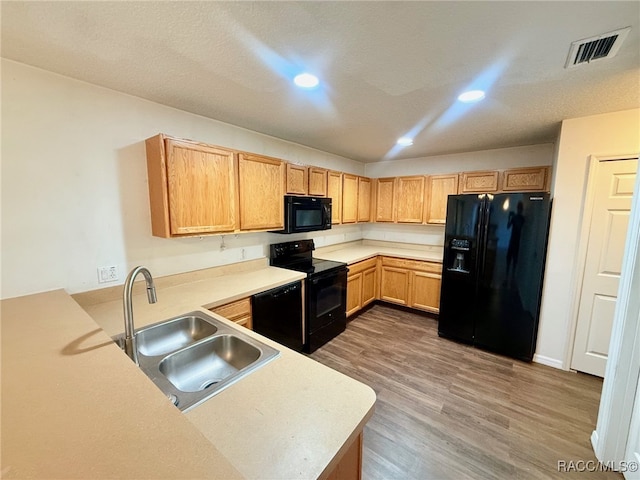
xmin=395 ymin=176 xmax=426 ymax=223
xmin=375 ymin=178 xmax=395 ymax=222
xmin=459 ymin=170 xmax=500 ymax=194
xmin=209 ymin=297 xmax=252 ymax=330
xmin=361 ymin=267 xmax=377 ymax=307
xmin=286 ymin=163 xmax=308 ymax=195
xmin=327 ymin=171 xmax=343 ymax=224
xmin=346 ymin=273 xmax=363 ymax=317
xmin=308 ymin=167 xmax=328 ymax=196
xmin=163 ymin=138 xmax=237 ymax=236
xmin=357 ymin=177 xmax=372 ymax=222
xmin=380 ymin=266 xmax=410 ymax=306
xmin=425 ymin=174 xmax=459 ymax=224
xmin=410 ymin=271 xmax=441 ymax=314
xmin=342 ymin=174 xmax=359 ymax=223
xmin=238 ymin=153 xmax=285 ymax=230
xmin=502 ymin=166 xmax=550 ymax=192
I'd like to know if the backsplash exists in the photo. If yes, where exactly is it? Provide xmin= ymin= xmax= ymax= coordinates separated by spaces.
xmin=362 ymin=223 xmax=445 ymax=246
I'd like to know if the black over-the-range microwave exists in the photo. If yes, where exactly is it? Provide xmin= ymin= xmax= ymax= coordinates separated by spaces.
xmin=271 ymin=195 xmax=332 ymax=234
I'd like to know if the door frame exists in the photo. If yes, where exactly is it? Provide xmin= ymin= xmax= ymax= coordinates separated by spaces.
xmin=564 ymin=154 xmax=639 ymax=371
xmin=591 ymin=159 xmax=640 ymax=464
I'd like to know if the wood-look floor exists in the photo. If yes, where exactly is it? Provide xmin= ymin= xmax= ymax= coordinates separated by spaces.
xmin=310 ymin=304 xmax=621 ymax=480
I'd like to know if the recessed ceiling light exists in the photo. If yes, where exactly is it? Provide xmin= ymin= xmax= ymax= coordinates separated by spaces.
xmin=457 ymin=90 xmax=486 ymax=103
xmin=293 ymin=73 xmax=319 ymax=89
xmin=397 ymin=137 xmax=414 ymax=147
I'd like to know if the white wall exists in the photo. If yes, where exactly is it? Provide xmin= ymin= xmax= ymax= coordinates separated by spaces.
xmin=0 ymin=60 xmax=364 ymax=299
xmin=536 ymin=109 xmax=640 ymax=369
xmin=364 ymin=143 xmax=554 ymax=178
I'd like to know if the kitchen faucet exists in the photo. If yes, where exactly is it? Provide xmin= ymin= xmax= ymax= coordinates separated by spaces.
xmin=123 ymin=266 xmax=157 ymax=365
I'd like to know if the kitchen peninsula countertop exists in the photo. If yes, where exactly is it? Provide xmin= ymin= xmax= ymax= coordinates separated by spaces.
xmin=1 ymin=263 xmax=376 ymax=479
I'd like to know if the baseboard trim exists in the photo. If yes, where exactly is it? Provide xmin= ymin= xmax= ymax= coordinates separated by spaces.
xmin=590 ymin=430 xmax=600 ymax=460
xmin=533 ymin=354 xmax=564 ymax=370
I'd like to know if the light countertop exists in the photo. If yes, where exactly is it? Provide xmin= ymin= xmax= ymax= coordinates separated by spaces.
xmin=1 ymin=264 xmax=376 ymax=479
xmin=83 ymin=265 xmax=308 ymax=337
xmin=2 ymin=241 xmax=442 ymax=478
xmin=1 ymin=290 xmax=240 ymax=479
xmin=315 ymin=242 xmax=443 ymax=265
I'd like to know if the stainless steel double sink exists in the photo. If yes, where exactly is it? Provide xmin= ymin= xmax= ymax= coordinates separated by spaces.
xmin=113 ymin=311 xmax=279 ymax=412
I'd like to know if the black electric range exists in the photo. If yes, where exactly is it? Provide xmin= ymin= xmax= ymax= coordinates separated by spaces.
xmin=269 ymin=239 xmax=348 ymax=353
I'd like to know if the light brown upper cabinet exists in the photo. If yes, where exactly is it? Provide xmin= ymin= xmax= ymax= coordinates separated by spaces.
xmin=145 ymin=134 xmax=237 ymax=238
xmin=357 ymin=177 xmax=372 ymax=222
xmin=286 ymin=163 xmax=308 ymax=195
xmin=327 ymin=171 xmax=343 ymax=224
xmin=425 ymin=174 xmax=459 ymax=224
xmin=308 ymin=167 xmax=328 ymax=197
xmin=502 ymin=166 xmax=550 ymax=192
xmin=238 ymin=153 xmax=285 ymax=231
xmin=395 ymin=176 xmax=426 ymax=223
xmin=342 ymin=174 xmax=359 ymax=224
xmin=459 ymin=170 xmax=500 ymax=194
xmin=375 ymin=178 xmax=396 ymax=222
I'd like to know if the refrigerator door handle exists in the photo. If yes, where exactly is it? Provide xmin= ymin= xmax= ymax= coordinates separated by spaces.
xmin=479 ymin=199 xmax=491 ymax=278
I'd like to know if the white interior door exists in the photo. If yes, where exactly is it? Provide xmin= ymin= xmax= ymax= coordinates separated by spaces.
xmin=571 ymin=158 xmax=638 ymax=377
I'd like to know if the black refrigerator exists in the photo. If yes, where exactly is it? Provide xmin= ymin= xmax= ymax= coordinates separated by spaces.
xmin=438 ymin=192 xmax=551 ymax=361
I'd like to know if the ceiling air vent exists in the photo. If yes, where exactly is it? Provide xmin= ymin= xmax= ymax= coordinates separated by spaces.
xmin=565 ymin=27 xmax=631 ymax=68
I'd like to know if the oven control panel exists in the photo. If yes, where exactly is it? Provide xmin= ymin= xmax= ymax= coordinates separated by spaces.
xmin=270 ymin=239 xmax=315 ymax=261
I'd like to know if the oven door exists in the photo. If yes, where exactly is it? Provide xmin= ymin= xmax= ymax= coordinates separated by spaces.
xmin=307 ymin=267 xmax=347 ymax=333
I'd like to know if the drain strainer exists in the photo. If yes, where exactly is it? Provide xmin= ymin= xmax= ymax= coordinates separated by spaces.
xmin=200 ymin=379 xmax=220 ymax=390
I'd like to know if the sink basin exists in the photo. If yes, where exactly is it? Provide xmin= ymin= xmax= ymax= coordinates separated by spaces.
xmin=136 ymin=315 xmax=217 ymax=357
xmin=113 ymin=311 xmax=279 ymax=412
xmin=160 ymin=335 xmax=261 ymax=392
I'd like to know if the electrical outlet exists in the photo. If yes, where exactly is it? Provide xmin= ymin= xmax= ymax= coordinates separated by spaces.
xmin=98 ymin=265 xmax=118 ymax=283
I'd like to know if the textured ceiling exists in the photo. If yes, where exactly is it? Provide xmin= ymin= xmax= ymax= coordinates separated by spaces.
xmin=2 ymin=1 xmax=639 ymax=162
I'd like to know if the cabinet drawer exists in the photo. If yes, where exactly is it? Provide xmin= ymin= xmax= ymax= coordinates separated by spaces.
xmin=209 ymin=297 xmax=251 ymax=321
xmin=381 ymin=256 xmax=442 ymax=274
xmin=348 ymin=257 xmax=377 ymax=276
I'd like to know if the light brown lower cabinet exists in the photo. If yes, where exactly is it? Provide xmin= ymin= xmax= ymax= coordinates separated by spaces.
xmin=325 ymin=432 xmax=363 ymax=480
xmin=410 ymin=271 xmax=442 ymax=314
xmin=379 ymin=266 xmax=410 ymax=306
xmin=379 ymin=257 xmax=442 ymax=313
xmin=209 ymin=297 xmax=253 ymax=330
xmin=346 ymin=256 xmax=441 ymax=317
xmin=346 ymin=258 xmax=377 ymax=317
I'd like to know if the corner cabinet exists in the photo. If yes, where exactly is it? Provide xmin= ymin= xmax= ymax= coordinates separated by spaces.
xmin=357 ymin=177 xmax=372 ymax=222
xmin=374 ymin=178 xmax=395 ymax=222
xmin=238 ymin=153 xmax=285 ymax=231
xmin=145 ymin=134 xmax=237 ymax=238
